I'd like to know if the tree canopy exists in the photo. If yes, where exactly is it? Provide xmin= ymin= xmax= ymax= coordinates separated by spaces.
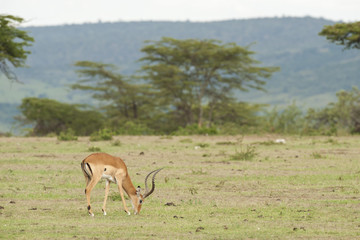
xmin=17 ymin=97 xmax=104 ymax=136
xmin=319 ymin=21 xmax=360 ymax=50
xmin=140 ymin=37 xmax=279 ymax=128
xmin=0 ymin=15 xmax=34 ymax=82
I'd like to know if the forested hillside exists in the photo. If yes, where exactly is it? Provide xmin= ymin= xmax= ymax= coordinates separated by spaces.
xmin=0 ymin=17 xmax=359 ymax=132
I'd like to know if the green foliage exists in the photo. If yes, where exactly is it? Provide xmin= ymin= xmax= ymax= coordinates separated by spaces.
xmin=0 ymin=15 xmax=34 ymax=82
xmin=230 ymin=137 xmax=258 ymax=161
xmin=140 ymin=37 xmax=279 ymax=127
xmin=0 ymin=131 xmax=12 ymax=137
xmin=116 ymin=121 xmax=154 ymax=135
xmin=319 ymin=21 xmax=360 ymax=49
xmin=90 ymin=128 xmax=113 ymax=141
xmin=263 ymin=101 xmax=305 ymax=134
xmin=230 ymin=144 xmax=258 ymax=161
xmin=2 ymin=18 xmax=360 ymax=133
xmin=57 ymin=128 xmax=78 ymax=141
xmin=305 ymin=87 xmax=360 ymax=135
xmin=16 ymin=97 xmax=105 ymax=136
xmin=209 ymin=101 xmax=265 ymax=134
xmin=111 ymin=139 xmax=122 ymax=146
xmin=196 ymin=143 xmax=210 ymax=148
xmin=172 ymin=124 xmax=218 ymax=136
xmin=88 ymin=146 xmax=101 ymax=152
xmin=73 ymin=61 xmax=157 ymax=125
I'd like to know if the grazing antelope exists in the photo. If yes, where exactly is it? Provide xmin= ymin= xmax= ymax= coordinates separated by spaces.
xmin=81 ymin=152 xmax=162 ymax=216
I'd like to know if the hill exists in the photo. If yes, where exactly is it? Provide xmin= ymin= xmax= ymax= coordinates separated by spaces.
xmin=0 ymin=17 xmax=359 ymax=133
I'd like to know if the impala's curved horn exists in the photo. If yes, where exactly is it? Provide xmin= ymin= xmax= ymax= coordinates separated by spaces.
xmin=143 ymin=168 xmax=163 ymax=199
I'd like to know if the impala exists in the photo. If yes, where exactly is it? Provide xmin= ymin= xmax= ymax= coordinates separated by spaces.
xmin=81 ymin=152 xmax=162 ymax=216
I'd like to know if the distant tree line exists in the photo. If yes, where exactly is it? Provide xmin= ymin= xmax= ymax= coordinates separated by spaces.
xmin=10 ymin=19 xmax=360 ymax=136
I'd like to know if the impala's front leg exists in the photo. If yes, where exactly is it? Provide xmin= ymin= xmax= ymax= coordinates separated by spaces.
xmin=115 ymin=175 xmax=131 ymax=215
xmin=102 ymin=180 xmax=110 ymax=215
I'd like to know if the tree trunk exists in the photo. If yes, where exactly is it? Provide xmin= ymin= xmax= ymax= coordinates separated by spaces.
xmin=207 ymin=101 xmax=215 ymax=128
xmin=132 ymin=101 xmax=138 ymax=119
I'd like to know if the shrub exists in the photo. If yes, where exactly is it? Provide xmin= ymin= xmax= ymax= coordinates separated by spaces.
xmin=230 ymin=144 xmax=258 ymax=161
xmin=230 ymin=138 xmax=258 ymax=161
xmin=88 ymin=146 xmax=101 ymax=152
xmin=57 ymin=129 xmax=78 ymax=141
xmin=90 ymin=128 xmax=113 ymax=141
xmin=111 ymin=139 xmax=122 ymax=146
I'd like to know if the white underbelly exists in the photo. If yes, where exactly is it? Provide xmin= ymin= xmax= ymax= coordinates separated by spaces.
xmin=101 ymin=173 xmax=117 ymax=183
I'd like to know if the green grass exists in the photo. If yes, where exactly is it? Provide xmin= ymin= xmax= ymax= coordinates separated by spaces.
xmin=0 ymin=135 xmax=360 ymax=239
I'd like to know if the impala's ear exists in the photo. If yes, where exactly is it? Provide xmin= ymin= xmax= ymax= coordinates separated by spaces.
xmin=136 ymin=186 xmax=141 ymax=197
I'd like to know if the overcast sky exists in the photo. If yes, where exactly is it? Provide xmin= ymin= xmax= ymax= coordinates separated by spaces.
xmin=2 ymin=0 xmax=359 ymax=27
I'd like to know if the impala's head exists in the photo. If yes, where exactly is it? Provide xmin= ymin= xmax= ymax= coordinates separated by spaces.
xmin=132 ymin=186 xmax=144 ymax=214
xmin=132 ymin=168 xmax=163 ymax=215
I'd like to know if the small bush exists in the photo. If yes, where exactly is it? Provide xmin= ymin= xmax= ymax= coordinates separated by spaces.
xmin=230 ymin=138 xmax=258 ymax=161
xmin=230 ymin=145 xmax=258 ymax=161
xmin=90 ymin=128 xmax=113 ymax=141
xmin=88 ymin=146 xmax=101 ymax=152
xmin=57 ymin=129 xmax=78 ymax=141
xmin=111 ymin=139 xmax=122 ymax=146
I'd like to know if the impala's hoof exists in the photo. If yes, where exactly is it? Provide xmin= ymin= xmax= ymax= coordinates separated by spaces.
xmin=89 ymin=212 xmax=94 ymax=217
xmin=125 ymin=210 xmax=131 ymax=215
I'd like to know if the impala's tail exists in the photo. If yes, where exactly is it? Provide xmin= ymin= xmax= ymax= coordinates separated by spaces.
xmin=81 ymin=160 xmax=93 ymax=182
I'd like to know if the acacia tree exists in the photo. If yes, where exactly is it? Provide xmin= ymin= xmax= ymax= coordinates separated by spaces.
xmin=0 ymin=15 xmax=34 ymax=82
xmin=319 ymin=21 xmax=360 ymax=49
xmin=140 ymin=37 xmax=279 ymax=128
xmin=72 ymin=61 xmax=156 ymax=126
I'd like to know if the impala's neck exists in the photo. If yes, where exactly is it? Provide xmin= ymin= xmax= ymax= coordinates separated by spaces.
xmin=122 ymin=175 xmax=138 ymax=198
xmin=122 ymin=175 xmax=141 ymax=213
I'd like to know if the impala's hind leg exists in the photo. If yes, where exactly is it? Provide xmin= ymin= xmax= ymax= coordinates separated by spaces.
xmin=85 ymin=175 xmax=101 ymax=216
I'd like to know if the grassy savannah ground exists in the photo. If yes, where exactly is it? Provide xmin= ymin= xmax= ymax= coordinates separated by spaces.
xmin=0 ymin=135 xmax=359 ymax=239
